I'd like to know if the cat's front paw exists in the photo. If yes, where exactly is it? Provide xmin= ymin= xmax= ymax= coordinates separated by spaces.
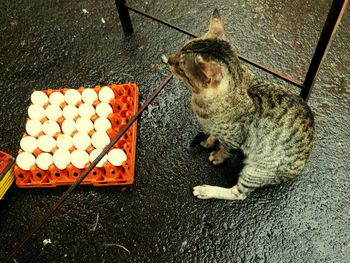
xmin=209 ymin=149 xmax=231 ymax=165
xmin=193 ymin=185 xmax=215 ymax=199
xmin=200 ymin=134 xmax=216 ymax=149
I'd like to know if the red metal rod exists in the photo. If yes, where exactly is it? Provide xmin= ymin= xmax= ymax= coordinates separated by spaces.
xmin=2 ymin=74 xmax=173 ymax=263
xmin=124 ymin=4 xmax=197 ymax=38
xmin=300 ymin=0 xmax=349 ymax=100
xmin=123 ymin=3 xmax=304 ymax=89
xmin=238 ymin=56 xmax=304 ymax=89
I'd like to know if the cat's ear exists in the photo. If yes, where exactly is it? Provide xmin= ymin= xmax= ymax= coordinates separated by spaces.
xmin=196 ymin=55 xmax=223 ymax=88
xmin=205 ymin=9 xmax=227 ymax=40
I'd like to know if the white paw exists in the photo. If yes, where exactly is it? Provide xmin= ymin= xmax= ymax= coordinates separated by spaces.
xmin=193 ymin=185 xmax=215 ymax=199
xmin=193 ymin=185 xmax=248 ymax=200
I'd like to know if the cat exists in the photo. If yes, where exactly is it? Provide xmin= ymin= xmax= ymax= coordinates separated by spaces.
xmin=167 ymin=9 xmax=315 ymax=200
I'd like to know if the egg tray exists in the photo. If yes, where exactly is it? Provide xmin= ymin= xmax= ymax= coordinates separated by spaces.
xmin=14 ymin=83 xmax=138 ymax=187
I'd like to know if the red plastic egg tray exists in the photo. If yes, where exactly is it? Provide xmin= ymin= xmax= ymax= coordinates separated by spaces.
xmin=14 ymin=83 xmax=138 ymax=187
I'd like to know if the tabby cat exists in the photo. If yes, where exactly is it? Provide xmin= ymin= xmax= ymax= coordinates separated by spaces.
xmin=167 ymin=9 xmax=315 ymax=200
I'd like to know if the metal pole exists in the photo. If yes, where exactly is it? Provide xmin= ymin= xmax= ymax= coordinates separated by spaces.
xmin=121 ymin=2 xmax=304 ymax=89
xmin=300 ymin=0 xmax=348 ymax=100
xmin=115 ymin=0 xmax=133 ymax=35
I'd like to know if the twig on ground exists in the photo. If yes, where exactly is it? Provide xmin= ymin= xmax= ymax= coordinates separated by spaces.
xmin=92 ymin=213 xmax=100 ymax=232
xmin=103 ymin=243 xmax=131 ymax=254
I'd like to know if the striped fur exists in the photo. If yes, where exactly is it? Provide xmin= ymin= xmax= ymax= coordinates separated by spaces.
xmin=168 ymin=9 xmax=315 ymax=200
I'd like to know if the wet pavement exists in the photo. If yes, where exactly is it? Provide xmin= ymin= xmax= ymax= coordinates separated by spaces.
xmin=0 ymin=0 xmax=349 ymax=262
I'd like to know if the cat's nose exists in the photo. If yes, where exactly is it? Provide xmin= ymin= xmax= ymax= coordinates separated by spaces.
xmin=167 ymin=54 xmax=179 ymax=66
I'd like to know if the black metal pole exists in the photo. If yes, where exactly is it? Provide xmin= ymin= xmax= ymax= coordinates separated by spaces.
xmin=300 ymin=0 xmax=348 ymax=100
xmin=115 ymin=0 xmax=133 ymax=35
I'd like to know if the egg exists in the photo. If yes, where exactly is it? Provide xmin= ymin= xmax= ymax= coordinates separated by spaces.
xmin=89 ymin=149 xmax=108 ymax=168
xmin=78 ymin=103 xmax=95 ymax=119
xmin=70 ymin=149 xmax=90 ymax=169
xmin=42 ymin=120 xmax=61 ymax=137
xmin=61 ymin=119 xmax=76 ymax=136
xmin=49 ymin=92 xmax=65 ymax=106
xmin=96 ymin=102 xmax=113 ymax=117
xmin=75 ymin=118 xmax=94 ymax=134
xmin=56 ymin=134 xmax=73 ymax=150
xmin=31 ymin=91 xmax=48 ymax=106
xmin=72 ymin=132 xmax=91 ymax=150
xmin=16 ymin=152 xmax=36 ymax=171
xmin=53 ymin=149 xmax=71 ymax=170
xmin=98 ymin=86 xmax=114 ymax=103
xmin=28 ymin=104 xmax=46 ymax=120
xmin=36 ymin=152 xmax=53 ymax=170
xmin=65 ymin=89 xmax=81 ymax=105
xmin=45 ymin=105 xmax=62 ymax=121
xmin=26 ymin=119 xmax=43 ymax=137
xmin=94 ymin=117 xmax=112 ymax=132
xmin=107 ymin=148 xmax=127 ymax=166
xmin=91 ymin=131 xmax=110 ymax=149
xmin=82 ymin=88 xmax=98 ymax=104
xmin=62 ymin=105 xmax=79 ymax=119
xmin=37 ymin=135 xmax=56 ymax=152
xmin=20 ymin=136 xmax=37 ymax=153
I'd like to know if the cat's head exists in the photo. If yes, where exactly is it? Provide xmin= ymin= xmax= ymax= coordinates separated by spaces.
xmin=168 ymin=9 xmax=240 ymax=94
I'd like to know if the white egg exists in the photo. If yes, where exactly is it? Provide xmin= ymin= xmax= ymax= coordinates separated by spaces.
xmin=91 ymin=131 xmax=110 ymax=149
xmin=56 ymin=134 xmax=73 ymax=150
xmin=28 ymin=104 xmax=46 ymax=120
xmin=94 ymin=117 xmax=112 ymax=132
xmin=62 ymin=105 xmax=79 ymax=119
xmin=49 ymin=92 xmax=65 ymax=106
xmin=36 ymin=152 xmax=53 ymax=170
xmin=96 ymin=102 xmax=113 ymax=117
xmin=20 ymin=136 xmax=37 ymax=153
xmin=65 ymin=89 xmax=81 ymax=105
xmin=31 ymin=91 xmax=48 ymax=106
xmin=82 ymin=88 xmax=98 ymax=104
xmin=42 ymin=120 xmax=61 ymax=137
xmin=107 ymin=148 xmax=127 ymax=166
xmin=98 ymin=86 xmax=114 ymax=103
xmin=53 ymin=149 xmax=71 ymax=170
xmin=78 ymin=103 xmax=95 ymax=119
xmin=75 ymin=118 xmax=94 ymax=134
xmin=37 ymin=135 xmax=56 ymax=152
xmin=45 ymin=105 xmax=62 ymax=121
xmin=26 ymin=119 xmax=43 ymax=137
xmin=61 ymin=119 xmax=76 ymax=136
xmin=17 ymin=152 xmax=36 ymax=171
xmin=89 ymin=149 xmax=108 ymax=168
xmin=70 ymin=149 xmax=90 ymax=169
xmin=72 ymin=132 xmax=91 ymax=150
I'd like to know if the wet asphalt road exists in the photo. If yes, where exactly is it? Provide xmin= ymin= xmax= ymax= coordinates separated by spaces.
xmin=0 ymin=0 xmax=349 ymax=262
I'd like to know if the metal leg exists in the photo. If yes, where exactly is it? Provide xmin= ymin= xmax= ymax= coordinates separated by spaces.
xmin=115 ymin=0 xmax=133 ymax=35
xmin=116 ymin=0 xmax=348 ymax=101
xmin=119 ymin=2 xmax=304 ymax=89
xmin=300 ymin=0 xmax=348 ymax=100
